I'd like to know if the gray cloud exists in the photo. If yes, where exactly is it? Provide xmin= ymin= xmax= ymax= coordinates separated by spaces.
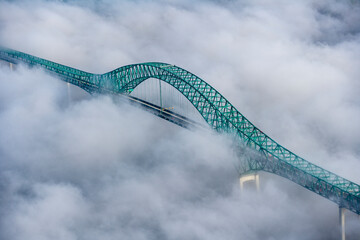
xmin=0 ymin=0 xmax=359 ymax=239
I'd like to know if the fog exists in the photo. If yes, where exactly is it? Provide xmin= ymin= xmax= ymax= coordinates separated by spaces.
xmin=0 ymin=0 xmax=359 ymax=239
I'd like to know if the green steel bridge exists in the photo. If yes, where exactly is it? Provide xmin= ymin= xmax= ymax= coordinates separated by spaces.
xmin=1 ymin=47 xmax=359 ymax=216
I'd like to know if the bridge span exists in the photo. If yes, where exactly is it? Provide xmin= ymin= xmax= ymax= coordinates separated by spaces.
xmin=1 ymin=47 xmax=359 ymax=239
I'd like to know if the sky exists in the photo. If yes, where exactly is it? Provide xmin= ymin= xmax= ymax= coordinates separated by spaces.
xmin=0 ymin=0 xmax=360 ymax=239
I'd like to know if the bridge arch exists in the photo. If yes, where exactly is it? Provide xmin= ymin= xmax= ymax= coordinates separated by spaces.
xmin=103 ymin=63 xmax=235 ymax=131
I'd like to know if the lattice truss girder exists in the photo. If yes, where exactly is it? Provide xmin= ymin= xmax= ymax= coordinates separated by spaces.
xmin=0 ymin=47 xmax=359 ymax=214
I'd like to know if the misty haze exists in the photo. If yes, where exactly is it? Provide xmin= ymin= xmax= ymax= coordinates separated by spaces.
xmin=0 ymin=0 xmax=360 ymax=239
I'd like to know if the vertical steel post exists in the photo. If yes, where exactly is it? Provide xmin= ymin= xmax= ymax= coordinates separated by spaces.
xmin=67 ymin=82 xmax=71 ymax=105
xmin=339 ymin=207 xmax=345 ymax=240
xmin=159 ymin=79 xmax=162 ymax=111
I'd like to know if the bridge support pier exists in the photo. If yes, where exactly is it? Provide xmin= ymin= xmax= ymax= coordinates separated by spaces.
xmin=9 ymin=62 xmax=13 ymax=71
xmin=239 ymin=173 xmax=259 ymax=192
xmin=339 ymin=207 xmax=346 ymax=240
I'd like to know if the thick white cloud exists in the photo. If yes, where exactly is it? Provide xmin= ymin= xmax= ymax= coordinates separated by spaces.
xmin=0 ymin=0 xmax=359 ymax=239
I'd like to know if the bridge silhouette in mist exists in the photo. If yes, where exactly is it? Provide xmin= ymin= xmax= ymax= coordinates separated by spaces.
xmin=1 ymin=47 xmax=358 ymax=240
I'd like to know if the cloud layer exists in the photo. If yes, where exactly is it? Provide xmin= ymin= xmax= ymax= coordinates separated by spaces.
xmin=0 ymin=0 xmax=359 ymax=239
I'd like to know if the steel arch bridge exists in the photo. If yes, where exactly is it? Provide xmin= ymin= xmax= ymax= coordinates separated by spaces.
xmin=1 ymin=47 xmax=359 ymax=215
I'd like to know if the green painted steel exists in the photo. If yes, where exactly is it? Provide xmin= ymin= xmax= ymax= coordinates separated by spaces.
xmin=1 ymin=47 xmax=359 ymax=214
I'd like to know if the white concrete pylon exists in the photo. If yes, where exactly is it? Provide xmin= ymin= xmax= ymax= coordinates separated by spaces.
xmin=239 ymin=173 xmax=259 ymax=192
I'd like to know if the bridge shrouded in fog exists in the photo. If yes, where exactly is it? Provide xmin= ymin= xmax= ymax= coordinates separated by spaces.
xmin=0 ymin=47 xmax=359 ymax=239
